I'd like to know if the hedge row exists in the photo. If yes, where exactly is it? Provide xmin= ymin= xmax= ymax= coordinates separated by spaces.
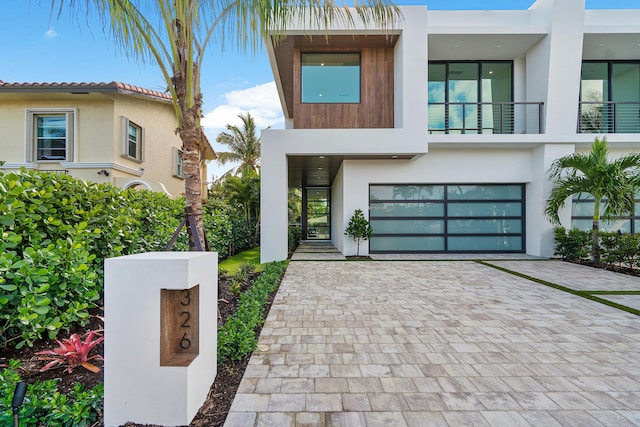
xmin=218 ymin=261 xmax=287 ymax=363
xmin=554 ymin=226 xmax=640 ymax=268
xmin=0 ymin=169 xmax=254 ymax=348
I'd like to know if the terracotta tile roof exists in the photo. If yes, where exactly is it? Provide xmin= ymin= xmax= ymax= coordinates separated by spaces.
xmin=0 ymin=81 xmax=172 ymax=101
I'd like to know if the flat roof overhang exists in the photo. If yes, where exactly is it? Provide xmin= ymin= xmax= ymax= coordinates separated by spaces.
xmin=288 ymin=154 xmax=412 ymax=188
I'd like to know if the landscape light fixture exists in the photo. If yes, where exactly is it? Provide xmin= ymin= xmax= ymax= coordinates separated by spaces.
xmin=12 ymin=382 xmax=27 ymax=427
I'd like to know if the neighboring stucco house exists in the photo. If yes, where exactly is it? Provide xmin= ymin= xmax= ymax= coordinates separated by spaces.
xmin=0 ymin=81 xmax=214 ymax=198
xmin=260 ymin=0 xmax=640 ymax=262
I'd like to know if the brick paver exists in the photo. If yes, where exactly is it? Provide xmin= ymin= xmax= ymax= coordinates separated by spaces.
xmin=224 ymin=260 xmax=640 ymax=426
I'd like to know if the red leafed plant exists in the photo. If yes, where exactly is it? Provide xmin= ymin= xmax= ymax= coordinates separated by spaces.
xmin=37 ymin=328 xmax=104 ymax=374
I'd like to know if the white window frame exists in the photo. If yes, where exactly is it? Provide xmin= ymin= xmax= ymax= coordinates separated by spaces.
xmin=121 ymin=117 xmax=145 ymax=162
xmin=172 ymin=147 xmax=184 ymax=179
xmin=25 ymin=108 xmax=76 ymax=162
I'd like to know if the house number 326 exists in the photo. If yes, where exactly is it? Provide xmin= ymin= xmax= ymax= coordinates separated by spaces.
xmin=179 ymin=289 xmax=192 ymax=349
xmin=160 ymin=285 xmax=200 ymax=366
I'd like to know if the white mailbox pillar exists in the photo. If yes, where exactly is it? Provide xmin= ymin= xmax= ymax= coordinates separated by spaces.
xmin=104 ymin=252 xmax=217 ymax=427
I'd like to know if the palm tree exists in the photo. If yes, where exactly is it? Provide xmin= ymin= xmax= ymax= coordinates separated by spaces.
xmin=545 ymin=137 xmax=640 ymax=263
xmin=216 ymin=113 xmax=261 ymax=177
xmin=223 ymin=174 xmax=260 ymax=227
xmin=54 ymin=0 xmax=401 ymax=250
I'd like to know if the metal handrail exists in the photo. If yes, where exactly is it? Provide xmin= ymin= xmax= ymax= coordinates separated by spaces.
xmin=428 ymin=101 xmax=544 ymax=135
xmin=578 ymin=101 xmax=640 ymax=134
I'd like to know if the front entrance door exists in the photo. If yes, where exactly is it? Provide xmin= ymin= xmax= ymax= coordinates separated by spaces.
xmin=304 ymin=187 xmax=330 ymax=240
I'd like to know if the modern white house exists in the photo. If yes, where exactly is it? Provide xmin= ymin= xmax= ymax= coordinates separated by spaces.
xmin=260 ymin=0 xmax=640 ymax=263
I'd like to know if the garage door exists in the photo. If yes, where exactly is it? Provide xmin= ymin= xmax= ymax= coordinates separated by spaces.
xmin=369 ymin=184 xmax=524 ymax=253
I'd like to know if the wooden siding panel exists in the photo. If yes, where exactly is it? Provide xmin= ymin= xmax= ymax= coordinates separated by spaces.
xmin=294 ymin=47 xmax=394 ymax=129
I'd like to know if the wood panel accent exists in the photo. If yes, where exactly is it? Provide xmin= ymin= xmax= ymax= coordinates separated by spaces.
xmin=293 ymin=47 xmax=394 ymax=129
xmin=160 ymin=285 xmax=199 ymax=366
xmin=272 ymin=35 xmax=399 ymax=119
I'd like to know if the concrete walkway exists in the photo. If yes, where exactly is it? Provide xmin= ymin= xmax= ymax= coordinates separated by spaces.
xmin=224 ymin=259 xmax=640 ymax=426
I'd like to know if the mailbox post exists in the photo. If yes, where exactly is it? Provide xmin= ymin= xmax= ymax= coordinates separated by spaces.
xmin=104 ymin=252 xmax=217 ymax=427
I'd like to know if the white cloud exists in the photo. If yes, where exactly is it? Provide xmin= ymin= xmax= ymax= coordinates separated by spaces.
xmin=44 ymin=28 xmax=58 ymax=38
xmin=202 ymin=82 xmax=284 ymax=131
xmin=202 ymin=81 xmax=284 ymax=182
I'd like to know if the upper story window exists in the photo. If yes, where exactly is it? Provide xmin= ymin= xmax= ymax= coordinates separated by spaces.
xmin=301 ymin=53 xmax=360 ymax=103
xmin=121 ymin=117 xmax=144 ymax=162
xmin=172 ymin=147 xmax=184 ymax=179
xmin=428 ymin=61 xmax=514 ymax=134
xmin=580 ymin=61 xmax=640 ymax=133
xmin=26 ymin=109 xmax=75 ymax=162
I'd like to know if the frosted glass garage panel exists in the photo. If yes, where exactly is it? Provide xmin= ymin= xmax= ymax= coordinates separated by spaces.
xmin=370 ymin=236 xmax=445 ymax=251
xmin=572 ymin=201 xmax=606 ymax=216
xmin=447 ymin=185 xmax=522 ymax=200
xmin=370 ymin=219 xmax=444 ymax=234
xmin=447 ymin=219 xmax=522 ymax=234
xmin=448 ymin=236 xmax=522 ymax=251
xmin=370 ymin=185 xmax=445 ymax=201
xmin=447 ymin=202 xmax=522 ymax=217
xmin=571 ymin=219 xmax=631 ymax=233
xmin=369 ymin=202 xmax=445 ymax=217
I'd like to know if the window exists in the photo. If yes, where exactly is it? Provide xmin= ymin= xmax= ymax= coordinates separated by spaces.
xmin=428 ymin=61 xmax=513 ymax=134
xmin=172 ymin=147 xmax=184 ymax=179
xmin=301 ymin=53 xmax=360 ymax=103
xmin=580 ymin=61 xmax=640 ymax=133
xmin=26 ymin=109 xmax=75 ymax=162
xmin=121 ymin=117 xmax=144 ymax=161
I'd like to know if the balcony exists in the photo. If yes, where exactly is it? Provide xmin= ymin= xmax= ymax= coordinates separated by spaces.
xmin=578 ymin=102 xmax=640 ymax=134
xmin=428 ymin=102 xmax=544 ymax=135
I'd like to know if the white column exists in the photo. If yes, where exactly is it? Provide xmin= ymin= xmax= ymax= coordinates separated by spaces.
xmin=528 ymin=144 xmax=575 ymax=257
xmin=544 ymin=0 xmax=585 ymax=135
xmin=104 ymin=252 xmax=217 ymax=427
xmin=260 ymin=131 xmax=289 ymax=263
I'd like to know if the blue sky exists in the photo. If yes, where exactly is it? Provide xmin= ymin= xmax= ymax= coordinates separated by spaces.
xmin=1 ymin=0 xmax=637 ymax=179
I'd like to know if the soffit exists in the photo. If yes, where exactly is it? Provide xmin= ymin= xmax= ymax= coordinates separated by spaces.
xmin=287 ymin=154 xmax=412 ymax=188
xmin=272 ymin=35 xmax=399 ymax=119
xmin=583 ymin=34 xmax=640 ymax=60
xmin=428 ymin=34 xmax=546 ymax=61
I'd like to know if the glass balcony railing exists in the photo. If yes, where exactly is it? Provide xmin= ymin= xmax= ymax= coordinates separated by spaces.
xmin=578 ymin=102 xmax=640 ymax=134
xmin=428 ymin=102 xmax=544 ymax=135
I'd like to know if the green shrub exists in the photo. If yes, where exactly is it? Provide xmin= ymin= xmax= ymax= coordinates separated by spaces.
xmin=0 ymin=169 xmax=254 ymax=348
xmin=218 ymin=261 xmax=287 ymax=363
xmin=600 ymin=231 xmax=640 ymax=269
xmin=554 ymin=226 xmax=640 ymax=270
xmin=553 ymin=227 xmax=591 ymax=261
xmin=0 ymin=360 xmax=103 ymax=427
xmin=288 ymin=225 xmax=301 ymax=253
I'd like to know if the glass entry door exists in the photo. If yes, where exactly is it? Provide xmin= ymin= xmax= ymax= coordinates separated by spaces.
xmin=305 ymin=188 xmax=330 ymax=240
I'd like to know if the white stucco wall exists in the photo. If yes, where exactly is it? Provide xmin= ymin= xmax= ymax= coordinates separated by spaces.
xmin=339 ymin=149 xmax=534 ymax=256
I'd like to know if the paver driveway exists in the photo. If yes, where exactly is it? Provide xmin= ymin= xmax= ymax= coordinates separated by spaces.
xmin=225 ymin=261 xmax=640 ymax=426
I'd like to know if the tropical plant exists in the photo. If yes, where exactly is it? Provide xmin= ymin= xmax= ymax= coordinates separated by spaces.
xmin=344 ymin=209 xmax=373 ymax=257
xmin=545 ymin=137 xmax=640 ymax=263
xmin=54 ymin=0 xmax=401 ymax=250
xmin=37 ymin=329 xmax=104 ymax=374
xmin=221 ymin=174 xmax=260 ymax=227
xmin=216 ymin=113 xmax=262 ymax=177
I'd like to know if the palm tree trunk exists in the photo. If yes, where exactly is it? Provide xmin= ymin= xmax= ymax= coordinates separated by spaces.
xmin=592 ymin=197 xmax=601 ymax=264
xmin=180 ymin=108 xmax=206 ymax=251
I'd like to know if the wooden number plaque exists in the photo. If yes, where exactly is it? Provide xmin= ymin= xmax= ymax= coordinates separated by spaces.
xmin=160 ymin=285 xmax=199 ymax=366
